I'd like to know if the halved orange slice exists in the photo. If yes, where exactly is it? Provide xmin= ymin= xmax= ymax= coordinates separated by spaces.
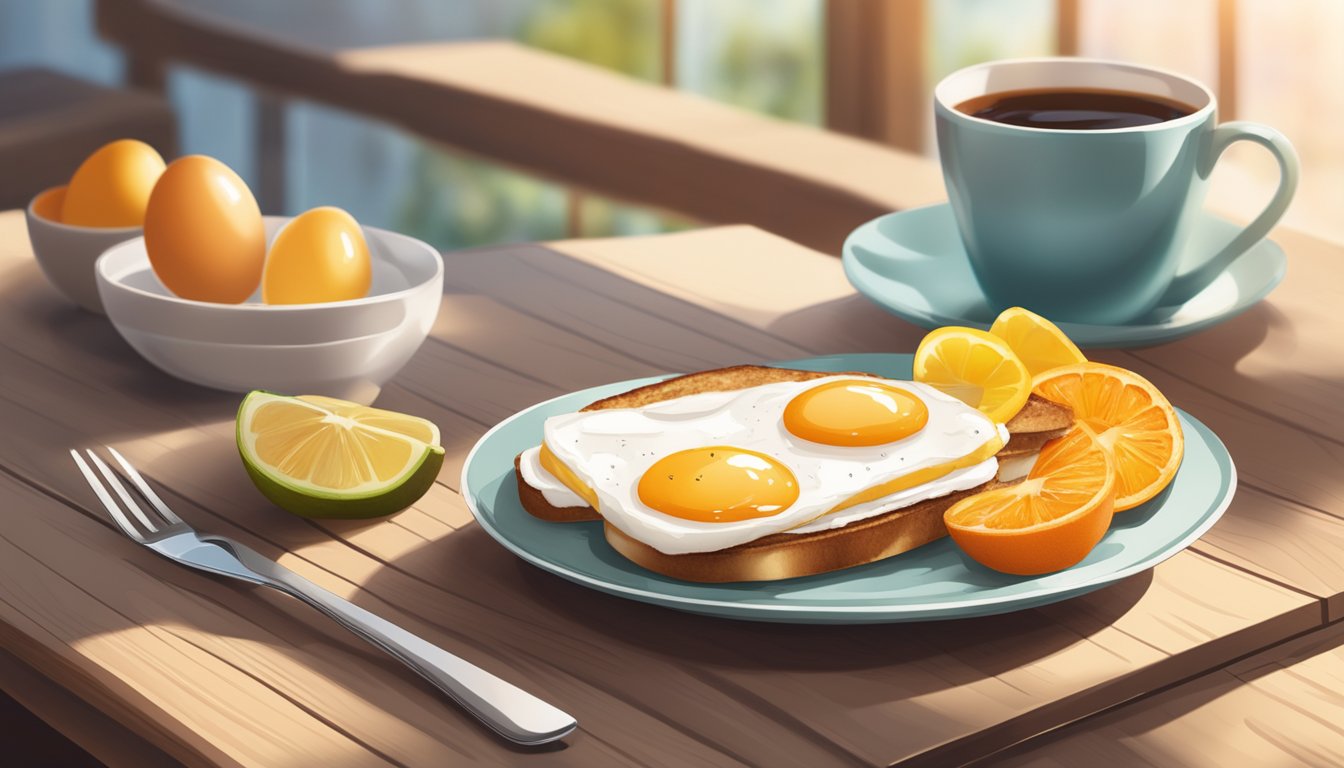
xmin=913 ymin=326 xmax=1032 ymax=423
xmin=988 ymin=306 xmax=1086 ymax=377
xmin=944 ymin=425 xmax=1115 ymax=575
xmin=1033 ymin=362 xmax=1183 ymax=511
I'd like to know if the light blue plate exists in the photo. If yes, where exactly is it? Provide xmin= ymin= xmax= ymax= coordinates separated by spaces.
xmin=461 ymin=354 xmax=1235 ymax=624
xmin=843 ymin=204 xmax=1286 ymax=348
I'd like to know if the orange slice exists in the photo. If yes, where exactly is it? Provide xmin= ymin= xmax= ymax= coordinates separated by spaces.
xmin=913 ymin=326 xmax=1032 ymax=423
xmin=1033 ymin=362 xmax=1183 ymax=511
xmin=944 ymin=425 xmax=1116 ymax=575
xmin=988 ymin=306 xmax=1086 ymax=376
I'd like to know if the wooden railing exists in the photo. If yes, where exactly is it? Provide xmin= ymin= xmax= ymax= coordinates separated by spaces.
xmin=95 ymin=0 xmax=946 ymax=253
xmin=95 ymin=0 xmax=1252 ymax=251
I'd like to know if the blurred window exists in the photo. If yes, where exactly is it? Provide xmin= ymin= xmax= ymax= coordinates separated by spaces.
xmin=0 ymin=0 xmax=1338 ymax=244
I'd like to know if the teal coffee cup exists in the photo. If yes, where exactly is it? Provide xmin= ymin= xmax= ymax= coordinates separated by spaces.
xmin=935 ymin=58 xmax=1298 ymax=325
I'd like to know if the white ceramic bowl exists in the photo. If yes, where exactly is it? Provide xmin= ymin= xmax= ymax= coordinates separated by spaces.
xmin=96 ymin=216 xmax=443 ymax=404
xmin=25 ymin=186 xmax=142 ymax=314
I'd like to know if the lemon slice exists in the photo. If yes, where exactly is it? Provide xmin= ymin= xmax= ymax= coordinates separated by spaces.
xmin=913 ymin=326 xmax=1032 ymax=423
xmin=988 ymin=307 xmax=1086 ymax=377
xmin=236 ymin=391 xmax=444 ymax=519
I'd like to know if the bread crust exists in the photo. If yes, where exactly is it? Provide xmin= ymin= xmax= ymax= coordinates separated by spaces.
xmin=603 ymin=482 xmax=1011 ymax=582
xmin=514 ymin=365 xmax=1071 ymax=582
xmin=581 ymin=365 xmax=870 ymax=411
xmin=997 ymin=428 xmax=1068 ymax=458
xmin=514 ymin=455 xmax=603 ymax=523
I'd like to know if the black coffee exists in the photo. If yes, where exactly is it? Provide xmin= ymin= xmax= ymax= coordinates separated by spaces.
xmin=956 ymin=88 xmax=1196 ymax=130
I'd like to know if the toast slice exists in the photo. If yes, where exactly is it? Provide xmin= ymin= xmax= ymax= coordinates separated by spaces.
xmin=515 ymin=365 xmax=1073 ymax=582
xmin=1000 ymin=395 xmax=1073 ymax=456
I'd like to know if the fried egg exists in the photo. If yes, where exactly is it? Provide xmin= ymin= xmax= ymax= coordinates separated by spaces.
xmin=525 ymin=375 xmax=1006 ymax=555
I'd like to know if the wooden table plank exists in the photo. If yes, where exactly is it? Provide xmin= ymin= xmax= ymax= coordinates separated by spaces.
xmin=0 ymin=279 xmax=1300 ymax=768
xmin=0 ymin=212 xmax=1327 ymax=766
xmin=0 ymin=336 xmax=738 ymax=767
xmin=0 ymin=212 xmax=1322 ymax=768
xmin=1111 ymin=225 xmax=1344 ymax=449
xmin=1191 ymin=486 xmax=1344 ymax=621
xmin=988 ymin=623 xmax=1344 ymax=767
xmin=2 ymin=427 xmax=1318 ymax=768
xmin=0 ymin=648 xmax=162 ymax=768
xmin=0 ymin=477 xmax=392 ymax=768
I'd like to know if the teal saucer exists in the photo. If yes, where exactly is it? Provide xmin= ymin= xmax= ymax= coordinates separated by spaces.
xmin=842 ymin=204 xmax=1286 ymax=348
xmin=461 ymin=354 xmax=1235 ymax=624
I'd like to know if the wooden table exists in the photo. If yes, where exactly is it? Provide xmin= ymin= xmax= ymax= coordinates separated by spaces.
xmin=1 ymin=210 xmax=1341 ymax=767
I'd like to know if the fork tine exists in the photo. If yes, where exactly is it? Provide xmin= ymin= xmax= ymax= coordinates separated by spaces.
xmin=106 ymin=446 xmax=183 ymax=526
xmin=85 ymin=450 xmax=159 ymax=533
xmin=71 ymin=449 xmax=146 ymax=543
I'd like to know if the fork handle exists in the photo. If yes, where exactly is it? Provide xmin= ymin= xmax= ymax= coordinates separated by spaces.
xmin=224 ymin=542 xmax=577 ymax=745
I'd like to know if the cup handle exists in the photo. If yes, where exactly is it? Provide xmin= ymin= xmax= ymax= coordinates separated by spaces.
xmin=1166 ymin=121 xmax=1299 ymax=302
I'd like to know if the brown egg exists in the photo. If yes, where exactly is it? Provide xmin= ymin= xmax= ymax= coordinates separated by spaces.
xmin=262 ymin=207 xmax=372 ymax=305
xmin=143 ymin=155 xmax=265 ymax=303
xmin=61 ymin=139 xmax=165 ymax=227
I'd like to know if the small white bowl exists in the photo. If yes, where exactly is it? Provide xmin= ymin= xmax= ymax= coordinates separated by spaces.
xmin=96 ymin=216 xmax=443 ymax=404
xmin=25 ymin=186 xmax=142 ymax=314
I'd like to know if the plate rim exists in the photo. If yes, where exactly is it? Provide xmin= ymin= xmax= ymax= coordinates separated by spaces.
xmin=840 ymin=203 xmax=1286 ymax=348
xmin=461 ymin=353 xmax=1236 ymax=619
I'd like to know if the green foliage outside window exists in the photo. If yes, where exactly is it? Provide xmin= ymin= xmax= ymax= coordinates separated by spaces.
xmin=397 ymin=0 xmax=826 ymax=247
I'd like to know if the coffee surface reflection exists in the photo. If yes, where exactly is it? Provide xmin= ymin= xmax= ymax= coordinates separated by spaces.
xmin=956 ymin=88 xmax=1196 ymax=130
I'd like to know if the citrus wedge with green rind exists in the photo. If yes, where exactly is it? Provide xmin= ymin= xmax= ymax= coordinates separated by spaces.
xmin=236 ymin=391 xmax=444 ymax=519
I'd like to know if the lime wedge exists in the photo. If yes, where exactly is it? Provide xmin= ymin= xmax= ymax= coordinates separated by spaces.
xmin=236 ymin=391 xmax=444 ymax=519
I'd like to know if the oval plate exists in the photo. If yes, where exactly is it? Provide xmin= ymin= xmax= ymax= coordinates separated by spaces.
xmin=461 ymin=354 xmax=1235 ymax=623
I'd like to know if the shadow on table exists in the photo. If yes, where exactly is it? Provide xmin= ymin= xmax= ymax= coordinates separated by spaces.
xmin=385 ymin=524 xmax=1153 ymax=685
xmin=24 ymin=285 xmax=242 ymax=416
xmin=766 ymin=292 xmax=928 ymax=353
xmin=973 ymin=621 xmax=1344 ymax=766
xmin=1096 ymin=298 xmax=1340 ymax=431
xmin=1089 ymin=294 xmax=1279 ymax=366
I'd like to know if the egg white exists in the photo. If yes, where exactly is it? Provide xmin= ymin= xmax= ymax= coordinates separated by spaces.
xmin=538 ymin=375 xmax=1005 ymax=555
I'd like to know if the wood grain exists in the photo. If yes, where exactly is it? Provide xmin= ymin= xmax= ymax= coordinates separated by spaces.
xmin=0 ymin=650 xmax=117 ymax=768
xmin=1191 ymin=486 xmax=1344 ymax=621
xmin=989 ymin=623 xmax=1344 ymax=767
xmin=1112 ymin=225 xmax=1344 ymax=464
xmin=93 ymin=0 xmax=944 ymax=254
xmin=0 ymin=409 xmax=728 ymax=768
xmin=0 ymin=210 xmax=1331 ymax=765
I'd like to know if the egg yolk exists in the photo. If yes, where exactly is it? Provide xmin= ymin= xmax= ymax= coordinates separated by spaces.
xmin=637 ymin=447 xmax=798 ymax=523
xmin=783 ymin=379 xmax=929 ymax=447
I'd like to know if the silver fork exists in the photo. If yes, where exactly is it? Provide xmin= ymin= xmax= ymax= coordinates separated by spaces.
xmin=71 ymin=446 xmax=577 ymax=746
